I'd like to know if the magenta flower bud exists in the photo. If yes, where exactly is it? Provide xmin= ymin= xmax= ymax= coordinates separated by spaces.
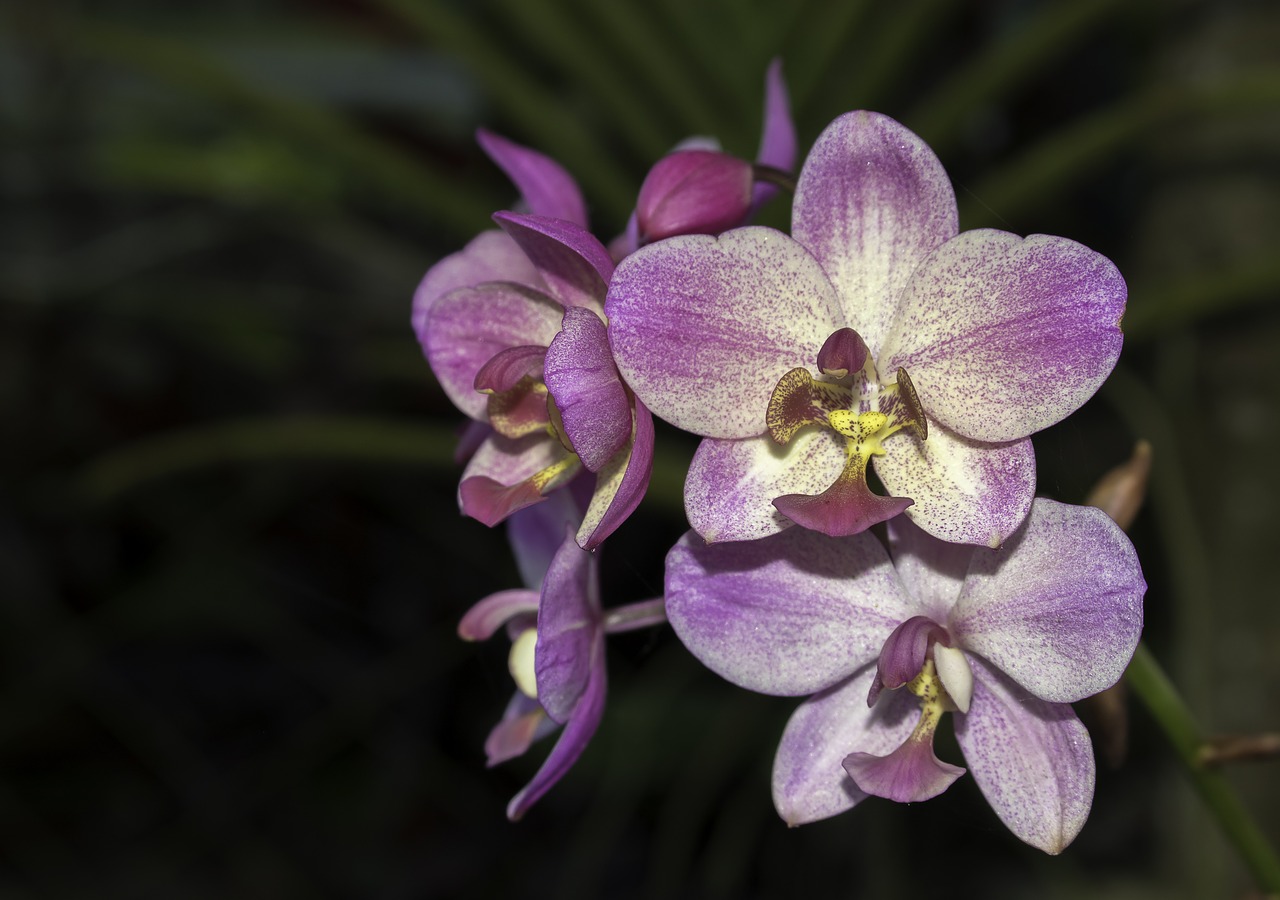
xmin=635 ymin=150 xmax=754 ymax=244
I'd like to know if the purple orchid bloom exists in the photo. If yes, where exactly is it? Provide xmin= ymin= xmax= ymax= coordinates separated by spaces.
xmin=664 ymin=497 xmax=1145 ymax=853
xmin=459 ymin=491 xmax=663 ymax=820
xmin=605 ymin=111 xmax=1126 ymax=546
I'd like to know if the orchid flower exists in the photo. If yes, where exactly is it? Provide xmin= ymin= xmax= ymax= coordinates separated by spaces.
xmin=664 ymin=497 xmax=1145 ymax=853
xmin=605 ymin=111 xmax=1126 ymax=546
xmin=423 ymin=211 xmax=654 ymax=549
xmin=459 ymin=491 xmax=663 ymax=820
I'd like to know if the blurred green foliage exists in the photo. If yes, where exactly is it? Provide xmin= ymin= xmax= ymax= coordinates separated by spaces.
xmin=3 ymin=0 xmax=1280 ymax=897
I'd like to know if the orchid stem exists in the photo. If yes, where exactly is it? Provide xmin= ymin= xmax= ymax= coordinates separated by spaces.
xmin=1125 ymin=640 xmax=1280 ymax=892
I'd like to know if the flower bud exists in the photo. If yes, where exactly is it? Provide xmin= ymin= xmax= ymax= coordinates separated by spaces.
xmin=635 ymin=149 xmax=753 ymax=243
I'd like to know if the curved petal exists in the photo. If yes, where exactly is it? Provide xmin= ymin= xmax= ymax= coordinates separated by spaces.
xmin=535 ymin=527 xmax=602 ymax=724
xmin=544 ymin=306 xmax=631 ymax=472
xmin=485 ymin=693 xmax=555 ymax=767
xmin=772 ymin=666 xmax=919 ymax=825
xmin=494 ymin=212 xmax=613 ymax=313
xmin=506 ymin=660 xmax=606 ymax=821
xmin=577 ymin=399 xmax=654 ymax=550
xmin=955 ymin=657 xmax=1095 ymax=854
xmin=879 ymin=231 xmax=1127 ymax=443
xmin=872 ymin=424 xmax=1035 ymax=548
xmin=752 ymin=58 xmax=797 ymax=210
xmin=793 ymin=111 xmax=958 ymax=353
xmin=458 ymin=589 xmax=540 ymax=641
xmin=685 ymin=430 xmax=846 ymax=543
xmin=664 ymin=527 xmax=912 ymax=696
xmin=425 ymin=282 xmax=564 ymax=420
xmin=605 ymin=227 xmax=843 ymax=437
xmin=458 ymin=432 xmax=579 ymax=526
xmin=477 ymin=129 xmax=588 ymax=228
xmin=842 ymin=733 xmax=965 ymax=803
xmin=885 ymin=514 xmax=975 ymax=622
xmin=949 ymin=499 xmax=1145 ymax=703
xmin=412 ymin=230 xmax=542 ymax=340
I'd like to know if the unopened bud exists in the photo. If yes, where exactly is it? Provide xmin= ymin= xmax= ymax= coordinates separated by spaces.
xmin=635 ymin=150 xmax=753 ymax=243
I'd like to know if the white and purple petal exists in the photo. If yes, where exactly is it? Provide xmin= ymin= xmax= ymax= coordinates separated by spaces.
xmin=543 ymin=306 xmax=631 ymax=472
xmin=873 ymin=424 xmax=1035 ymax=548
xmin=948 ymin=499 xmax=1145 ymax=704
xmin=771 ymin=666 xmax=919 ymax=825
xmin=664 ymin=526 xmax=912 ymax=696
xmin=885 ymin=514 xmax=976 ymax=622
xmin=792 ymin=111 xmax=958 ymax=353
xmin=955 ymin=656 xmax=1095 ymax=854
xmin=879 ymin=230 xmax=1126 ymax=443
xmin=606 ymin=227 xmax=843 ymax=438
xmin=458 ymin=432 xmax=579 ymax=526
xmin=412 ymin=229 xmax=543 ymax=341
xmin=684 ymin=431 xmax=846 ymax=543
xmin=477 ymin=129 xmax=588 ymax=228
xmin=425 ymin=282 xmax=564 ymax=421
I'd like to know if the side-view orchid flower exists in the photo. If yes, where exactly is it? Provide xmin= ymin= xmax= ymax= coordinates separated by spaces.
xmin=606 ymin=110 xmax=1127 ymax=546
xmin=664 ymin=498 xmax=1145 ymax=853
xmin=423 ymin=209 xmax=655 ymax=549
xmin=459 ymin=492 xmax=663 ymax=820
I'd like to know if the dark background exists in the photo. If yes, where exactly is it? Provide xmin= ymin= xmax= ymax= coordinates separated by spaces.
xmin=4 ymin=0 xmax=1279 ymax=897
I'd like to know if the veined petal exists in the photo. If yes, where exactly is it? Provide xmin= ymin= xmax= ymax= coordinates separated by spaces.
xmin=955 ymin=657 xmax=1095 ymax=854
xmin=535 ymin=527 xmax=602 ymax=724
xmin=879 ymin=230 xmax=1127 ymax=443
xmin=949 ymin=499 xmax=1145 ymax=704
xmin=886 ymin=515 xmax=977 ymax=622
xmin=477 ymin=129 xmax=588 ymax=228
xmin=507 ymin=660 xmax=606 ymax=821
xmin=605 ymin=227 xmax=843 ymax=438
xmin=793 ymin=111 xmax=958 ymax=353
xmin=873 ymin=424 xmax=1035 ymax=548
xmin=425 ymin=282 xmax=564 ymax=421
xmin=544 ymin=306 xmax=631 ymax=472
xmin=485 ymin=692 xmax=555 ymax=767
xmin=772 ymin=666 xmax=919 ymax=825
xmin=458 ymin=432 xmax=580 ymax=526
xmin=577 ymin=399 xmax=654 ymax=550
xmin=412 ymin=230 xmax=542 ymax=341
xmin=495 ymin=212 xmax=613 ymax=313
xmin=664 ymin=527 xmax=912 ymax=696
xmin=752 ymin=58 xmax=797 ymax=210
xmin=458 ymin=589 xmax=540 ymax=641
xmin=685 ymin=430 xmax=845 ymax=543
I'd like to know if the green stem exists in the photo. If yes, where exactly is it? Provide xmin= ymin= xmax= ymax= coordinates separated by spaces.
xmin=1126 ymin=641 xmax=1280 ymax=892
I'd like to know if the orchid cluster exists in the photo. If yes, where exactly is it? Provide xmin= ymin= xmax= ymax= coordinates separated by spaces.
xmin=416 ymin=62 xmax=1147 ymax=854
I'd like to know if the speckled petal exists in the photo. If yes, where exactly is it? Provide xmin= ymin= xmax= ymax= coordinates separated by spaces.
xmin=506 ymin=659 xmax=606 ymax=821
xmin=577 ymin=399 xmax=654 ymax=550
xmin=543 ymin=306 xmax=631 ymax=472
xmin=477 ymin=129 xmax=588 ymax=228
xmin=955 ymin=656 xmax=1095 ymax=854
xmin=605 ymin=227 xmax=843 ymax=438
xmin=535 ymin=527 xmax=602 ymax=724
xmin=949 ymin=499 xmax=1145 ymax=704
xmin=424 ymin=282 xmax=564 ymax=421
xmin=685 ymin=430 xmax=846 ymax=543
xmin=879 ymin=230 xmax=1126 ymax=443
xmin=872 ymin=423 xmax=1035 ymax=548
xmin=772 ymin=666 xmax=919 ymax=825
xmin=664 ymin=527 xmax=912 ymax=696
xmin=886 ymin=514 xmax=976 ymax=622
xmin=412 ymin=230 xmax=542 ymax=341
xmin=495 ymin=212 xmax=613 ymax=313
xmin=792 ymin=111 xmax=958 ymax=353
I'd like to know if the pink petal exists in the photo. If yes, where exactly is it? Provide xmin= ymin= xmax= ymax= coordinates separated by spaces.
xmin=412 ymin=230 xmax=542 ymax=341
xmin=458 ymin=589 xmax=540 ymax=641
xmin=842 ymin=734 xmax=965 ymax=803
xmin=477 ymin=129 xmax=588 ymax=228
xmin=535 ymin=528 xmax=602 ymax=724
xmin=543 ymin=306 xmax=631 ymax=472
xmin=494 ymin=212 xmax=613 ymax=313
